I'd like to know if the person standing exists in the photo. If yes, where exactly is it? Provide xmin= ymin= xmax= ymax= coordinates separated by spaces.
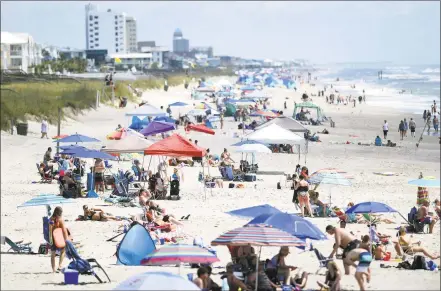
xmin=166 ymin=105 xmax=172 ymax=117
xmin=398 ymin=120 xmax=405 ymax=140
xmin=49 ymin=206 xmax=69 ymax=273
xmin=403 ymin=118 xmax=408 ymax=137
xmin=433 ymin=116 xmax=439 ymax=133
xmin=41 ymin=119 xmax=49 ymax=139
xmin=409 ymin=118 xmax=416 ymax=138
xmin=382 ymin=120 xmax=389 ymax=139
xmin=220 ymin=113 xmax=224 ymax=130
xmin=423 ymin=110 xmax=427 ymax=122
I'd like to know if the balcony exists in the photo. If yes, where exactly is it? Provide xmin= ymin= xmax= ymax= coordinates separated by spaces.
xmin=10 ymin=50 xmax=23 ymax=56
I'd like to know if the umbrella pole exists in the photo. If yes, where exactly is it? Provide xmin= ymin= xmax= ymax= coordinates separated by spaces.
xmin=142 ymin=154 xmax=146 ymax=188
xmin=255 ymin=246 xmax=262 ymax=291
xmin=202 ymin=161 xmax=207 ymax=201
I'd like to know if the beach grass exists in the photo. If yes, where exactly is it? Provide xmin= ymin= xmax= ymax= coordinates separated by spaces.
xmin=0 ymin=70 xmax=233 ymax=131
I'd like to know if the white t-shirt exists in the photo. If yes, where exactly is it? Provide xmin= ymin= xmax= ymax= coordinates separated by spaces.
xmin=41 ymin=120 xmax=48 ymax=133
xmin=383 ymin=123 xmax=389 ymax=131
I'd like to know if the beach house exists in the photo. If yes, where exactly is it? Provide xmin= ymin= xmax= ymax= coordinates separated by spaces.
xmin=0 ymin=31 xmax=42 ymax=72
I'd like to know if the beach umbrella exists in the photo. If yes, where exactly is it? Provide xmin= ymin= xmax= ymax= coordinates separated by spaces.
xmin=106 ymin=128 xmax=128 ymax=140
xmin=408 ymin=178 xmax=440 ymax=188
xmin=55 ymin=133 xmax=100 ymax=144
xmin=211 ymin=224 xmax=304 ymax=247
xmin=308 ymin=171 xmax=352 ymax=208
xmin=114 ymin=271 xmax=200 ymax=291
xmin=186 ymin=124 xmax=215 ymax=135
xmin=227 ymin=204 xmax=282 ymax=218
xmin=52 ymin=134 xmax=68 ymax=140
xmin=140 ymin=121 xmax=175 ymax=137
xmin=60 ymin=148 xmax=117 ymax=160
xmin=154 ymin=116 xmax=177 ymax=124
xmin=187 ymin=109 xmax=207 ymax=116
xmin=169 ymin=101 xmax=189 ymax=107
xmin=18 ymin=194 xmax=76 ymax=216
xmin=345 ymin=202 xmax=397 ymax=214
xmin=140 ymin=244 xmax=219 ymax=266
xmin=58 ymin=144 xmax=87 ymax=151
xmin=246 ymin=213 xmax=327 ymax=241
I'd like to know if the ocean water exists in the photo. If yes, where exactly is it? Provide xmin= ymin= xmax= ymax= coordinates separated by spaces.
xmin=315 ymin=64 xmax=440 ymax=114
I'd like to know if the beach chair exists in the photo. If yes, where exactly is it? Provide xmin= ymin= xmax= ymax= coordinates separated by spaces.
xmin=65 ymin=240 xmax=111 ymax=283
xmin=225 ymin=166 xmax=244 ymax=182
xmin=407 ymin=207 xmax=428 ymax=233
xmin=312 ymin=247 xmax=333 ymax=274
xmin=1 ymin=236 xmax=35 ymax=254
xmin=112 ymin=170 xmax=139 ymax=198
xmin=36 ymin=163 xmax=53 ymax=183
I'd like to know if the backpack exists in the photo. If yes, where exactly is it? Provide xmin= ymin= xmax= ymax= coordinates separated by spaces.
xmin=411 ymin=255 xmax=428 ymax=270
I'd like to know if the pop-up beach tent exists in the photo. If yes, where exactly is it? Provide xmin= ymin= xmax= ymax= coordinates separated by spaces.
xmin=292 ymin=101 xmax=325 ymax=121
xmin=140 ymin=121 xmax=175 ymax=137
xmin=126 ymin=104 xmax=166 ymax=117
xmin=129 ymin=116 xmax=149 ymax=130
xmin=255 ymin=116 xmax=308 ymax=133
xmin=144 ymin=133 xmax=206 ymax=157
xmin=102 ymin=135 xmax=154 ymax=154
xmin=116 ymin=222 xmax=156 ymax=265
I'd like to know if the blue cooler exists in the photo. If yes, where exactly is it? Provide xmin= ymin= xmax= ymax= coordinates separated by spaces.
xmin=244 ymin=174 xmax=256 ymax=182
xmin=64 ymin=269 xmax=79 ymax=285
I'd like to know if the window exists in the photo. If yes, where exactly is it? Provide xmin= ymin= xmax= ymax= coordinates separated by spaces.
xmin=90 ymin=24 xmax=93 ymax=27
xmin=115 ymin=21 xmax=118 ymax=25
xmin=94 ymin=32 xmax=99 ymax=36
xmin=95 ymin=26 xmax=98 ymax=30
xmin=90 ymin=40 xmax=94 ymax=43
xmin=116 ymin=44 xmax=118 ymax=47
xmin=115 ymin=15 xmax=118 ymax=19
xmin=89 ymin=15 xmax=93 ymax=21
xmin=89 ymin=29 xmax=93 ymax=32
xmin=116 ymin=49 xmax=119 ymax=52
xmin=115 ymin=38 xmax=118 ymax=42
xmin=95 ymin=43 xmax=99 ymax=47
xmin=94 ymin=15 xmax=98 ymax=19
xmin=115 ymin=26 xmax=118 ymax=30
xmin=95 ymin=38 xmax=99 ymax=41
xmin=115 ymin=32 xmax=118 ymax=36
xmin=94 ymin=21 xmax=98 ymax=24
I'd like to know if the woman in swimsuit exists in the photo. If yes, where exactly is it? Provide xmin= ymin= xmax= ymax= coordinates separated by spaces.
xmin=394 ymin=226 xmax=439 ymax=259
xmin=295 ymin=175 xmax=313 ymax=217
xmin=225 ymin=262 xmax=250 ymax=291
xmin=49 ymin=206 xmax=69 ymax=273
xmin=82 ymin=205 xmax=120 ymax=221
xmin=344 ymin=248 xmax=372 ymax=291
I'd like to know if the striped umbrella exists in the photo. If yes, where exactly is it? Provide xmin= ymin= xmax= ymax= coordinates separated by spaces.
xmin=308 ymin=172 xmax=352 ymax=186
xmin=140 ymin=244 xmax=219 ymax=266
xmin=310 ymin=168 xmax=353 ymax=179
xmin=211 ymin=224 xmax=305 ymax=247
xmin=17 ymin=194 xmax=76 ymax=216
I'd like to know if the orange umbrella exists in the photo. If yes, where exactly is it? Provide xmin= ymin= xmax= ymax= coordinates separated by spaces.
xmin=255 ymin=110 xmax=279 ymax=118
xmin=186 ymin=124 xmax=215 ymax=135
xmin=52 ymin=134 xmax=68 ymax=140
xmin=106 ymin=128 xmax=128 ymax=140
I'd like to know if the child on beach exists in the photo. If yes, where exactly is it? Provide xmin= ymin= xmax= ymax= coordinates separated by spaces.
xmin=317 ymin=261 xmax=341 ymax=291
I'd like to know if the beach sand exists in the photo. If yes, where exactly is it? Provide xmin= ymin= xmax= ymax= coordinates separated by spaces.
xmin=1 ymin=77 xmax=440 ymax=290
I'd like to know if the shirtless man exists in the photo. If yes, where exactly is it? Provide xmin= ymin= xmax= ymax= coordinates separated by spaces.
xmin=344 ymin=248 xmax=372 ymax=291
xmin=326 ymin=225 xmax=361 ymax=275
xmin=417 ymin=200 xmax=439 ymax=234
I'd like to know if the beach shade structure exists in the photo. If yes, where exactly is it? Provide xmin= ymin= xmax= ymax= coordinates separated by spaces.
xmin=227 ymin=204 xmax=282 ymax=219
xmin=211 ymin=224 xmax=305 ymax=247
xmin=187 ymin=108 xmax=207 ymax=116
xmin=116 ymin=222 xmax=156 ymax=266
xmin=408 ymin=178 xmax=440 ymax=188
xmin=292 ymin=101 xmax=325 ymax=122
xmin=242 ymin=90 xmax=270 ymax=100
xmin=154 ymin=116 xmax=177 ymax=124
xmin=140 ymin=121 xmax=175 ymax=137
xmin=308 ymin=171 xmax=352 ymax=208
xmin=55 ymin=133 xmax=100 ymax=144
xmin=58 ymin=144 xmax=87 ymax=151
xmin=18 ymin=194 xmax=76 ymax=216
xmin=114 ymin=271 xmax=200 ymax=291
xmin=233 ymin=143 xmax=271 ymax=154
xmin=169 ymin=101 xmax=189 ymax=107
xmin=245 ymin=123 xmax=305 ymax=145
xmin=129 ymin=116 xmax=150 ymax=130
xmin=186 ymin=124 xmax=215 ymax=135
xmin=140 ymin=244 xmax=219 ymax=266
xmin=144 ymin=134 xmax=206 ymax=157
xmin=60 ymin=148 xmax=117 ymax=161
xmin=102 ymin=135 xmax=154 ymax=155
xmin=249 ymin=110 xmax=279 ymax=118
xmin=246 ymin=213 xmax=327 ymax=241
xmin=255 ymin=116 xmax=308 ymax=133
xmin=240 ymin=85 xmax=256 ymax=91
xmin=125 ymin=104 xmax=166 ymax=117
xmin=345 ymin=202 xmax=397 ymax=214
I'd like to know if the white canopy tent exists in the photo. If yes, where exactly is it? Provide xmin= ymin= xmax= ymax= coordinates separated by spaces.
xmin=125 ymin=104 xmax=166 ymax=117
xmin=255 ymin=116 xmax=308 ymax=133
xmin=242 ymin=90 xmax=272 ymax=99
xmin=233 ymin=143 xmax=272 ymax=154
xmin=245 ymin=123 xmax=305 ymax=145
xmin=102 ymin=135 xmax=154 ymax=154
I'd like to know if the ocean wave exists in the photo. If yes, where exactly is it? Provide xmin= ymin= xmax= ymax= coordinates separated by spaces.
xmin=422 ymin=68 xmax=440 ymax=74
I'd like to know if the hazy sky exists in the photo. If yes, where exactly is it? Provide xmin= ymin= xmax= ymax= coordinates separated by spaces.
xmin=1 ymin=1 xmax=440 ymax=64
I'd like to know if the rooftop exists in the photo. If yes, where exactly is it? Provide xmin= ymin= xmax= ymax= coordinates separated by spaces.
xmin=1 ymin=31 xmax=35 ymax=44
xmin=108 ymin=52 xmax=153 ymax=59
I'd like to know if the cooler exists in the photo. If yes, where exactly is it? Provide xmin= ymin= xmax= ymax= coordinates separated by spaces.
xmin=64 ymin=269 xmax=79 ymax=285
xmin=244 ymin=174 xmax=256 ymax=182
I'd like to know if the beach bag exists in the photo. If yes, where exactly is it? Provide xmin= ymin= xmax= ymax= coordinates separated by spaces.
xmin=397 ymin=261 xmax=412 ymax=269
xmin=53 ymin=228 xmax=66 ymax=248
xmin=229 ymin=183 xmax=235 ymax=188
xmin=411 ymin=255 xmax=428 ymax=270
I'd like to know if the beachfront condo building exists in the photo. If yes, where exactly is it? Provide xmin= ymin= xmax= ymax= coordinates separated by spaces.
xmin=125 ymin=16 xmax=137 ymax=53
xmin=0 ymin=31 xmax=42 ymax=72
xmin=138 ymin=44 xmax=170 ymax=68
xmin=172 ymin=28 xmax=190 ymax=55
xmin=85 ymin=3 xmax=136 ymax=54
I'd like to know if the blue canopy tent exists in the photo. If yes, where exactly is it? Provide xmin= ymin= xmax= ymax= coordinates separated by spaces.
xmin=246 ymin=212 xmax=327 ymax=241
xmin=154 ymin=116 xmax=177 ymax=124
xmin=55 ymin=134 xmax=100 ymax=144
xmin=129 ymin=116 xmax=150 ymax=131
xmin=169 ymin=101 xmax=188 ymax=107
xmin=227 ymin=204 xmax=282 ymax=218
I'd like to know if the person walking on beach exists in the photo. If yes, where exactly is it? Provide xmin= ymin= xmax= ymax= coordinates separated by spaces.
xmin=433 ymin=116 xmax=439 ymax=133
xmin=382 ymin=120 xmax=389 ymax=139
xmin=49 ymin=206 xmax=69 ymax=273
xmin=41 ymin=119 xmax=49 ymax=139
xmin=398 ymin=120 xmax=405 ymax=140
xmin=423 ymin=110 xmax=427 ymax=122
xmin=409 ymin=118 xmax=416 ymax=138
xmin=403 ymin=118 xmax=409 ymax=137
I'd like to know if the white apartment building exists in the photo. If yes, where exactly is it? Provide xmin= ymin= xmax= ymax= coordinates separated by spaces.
xmin=85 ymin=3 xmax=128 ymax=54
xmin=0 ymin=31 xmax=42 ymax=72
xmin=125 ymin=16 xmax=137 ymax=53
xmin=139 ymin=46 xmax=170 ymax=67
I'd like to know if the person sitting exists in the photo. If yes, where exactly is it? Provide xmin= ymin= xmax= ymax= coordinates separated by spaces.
xmin=133 ymin=160 xmax=148 ymax=181
xmin=155 ymin=172 xmax=167 ymax=199
xmin=247 ymin=259 xmax=278 ymax=291
xmin=82 ymin=205 xmax=121 ymax=221
xmin=317 ymin=261 xmax=341 ymax=291
xmin=39 ymin=163 xmax=52 ymax=179
xmin=270 ymin=246 xmax=300 ymax=286
xmin=147 ymin=171 xmax=156 ymax=194
xmin=236 ymin=246 xmax=255 ymax=270
xmin=138 ymin=188 xmax=152 ymax=207
xmin=221 ymin=148 xmax=234 ymax=165
xmin=171 ymin=168 xmax=181 ymax=182
xmin=394 ymin=226 xmax=439 ymax=259
xmin=193 ymin=267 xmax=209 ymax=290
xmin=61 ymin=171 xmax=77 ymax=190
xmin=309 ymin=191 xmax=329 ymax=217
xmin=146 ymin=200 xmax=183 ymax=227
xmin=417 ymin=200 xmax=439 ymax=233
xmin=434 ymin=198 xmax=441 ymax=217
xmin=374 ymin=136 xmax=382 ymax=146
xmin=224 ymin=262 xmax=250 ymax=291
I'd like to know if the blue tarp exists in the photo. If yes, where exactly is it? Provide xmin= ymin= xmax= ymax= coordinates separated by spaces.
xmin=129 ymin=116 xmax=149 ymax=130
xmin=246 ymin=212 xmax=327 ymax=241
xmin=116 ymin=222 xmax=156 ymax=265
xmin=227 ymin=204 xmax=282 ymax=218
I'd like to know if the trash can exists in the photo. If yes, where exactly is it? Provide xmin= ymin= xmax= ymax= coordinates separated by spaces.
xmin=16 ymin=122 xmax=28 ymax=136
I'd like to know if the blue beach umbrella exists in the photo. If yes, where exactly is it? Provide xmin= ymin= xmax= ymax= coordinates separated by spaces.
xmin=408 ymin=178 xmax=440 ymax=188
xmin=345 ymin=202 xmax=397 ymax=214
xmin=227 ymin=204 xmax=282 ymax=219
xmin=55 ymin=133 xmax=100 ymax=144
xmin=114 ymin=271 xmax=200 ymax=291
xmin=18 ymin=194 xmax=76 ymax=216
xmin=169 ymin=101 xmax=188 ymax=107
xmin=246 ymin=212 xmax=327 ymax=241
xmin=60 ymin=148 xmax=117 ymax=161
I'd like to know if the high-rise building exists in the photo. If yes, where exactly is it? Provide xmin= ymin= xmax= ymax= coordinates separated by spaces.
xmin=85 ymin=3 xmax=129 ymax=54
xmin=172 ymin=28 xmax=189 ymax=55
xmin=125 ymin=16 xmax=137 ymax=53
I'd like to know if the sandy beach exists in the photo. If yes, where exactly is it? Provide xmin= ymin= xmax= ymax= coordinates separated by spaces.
xmin=1 ymin=76 xmax=440 ymax=290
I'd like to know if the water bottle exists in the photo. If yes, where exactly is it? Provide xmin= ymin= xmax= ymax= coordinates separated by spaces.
xmin=221 ymin=278 xmax=229 ymax=291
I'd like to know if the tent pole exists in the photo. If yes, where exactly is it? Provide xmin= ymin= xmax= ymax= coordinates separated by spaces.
xmin=142 ymin=154 xmax=146 ymax=188
xmin=202 ymin=159 xmax=207 ymax=201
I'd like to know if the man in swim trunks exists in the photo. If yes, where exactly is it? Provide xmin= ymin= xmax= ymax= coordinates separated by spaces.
xmin=326 ymin=225 xmax=361 ymax=274
xmin=417 ymin=200 xmax=439 ymax=233
xmin=344 ymin=248 xmax=372 ymax=291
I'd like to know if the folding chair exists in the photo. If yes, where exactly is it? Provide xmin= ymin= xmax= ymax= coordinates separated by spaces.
xmin=1 ymin=236 xmax=34 ymax=254
xmin=312 ymin=247 xmax=333 ymax=274
xmin=36 ymin=163 xmax=53 ymax=183
xmin=225 ymin=166 xmax=244 ymax=182
xmin=408 ymin=207 xmax=428 ymax=233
